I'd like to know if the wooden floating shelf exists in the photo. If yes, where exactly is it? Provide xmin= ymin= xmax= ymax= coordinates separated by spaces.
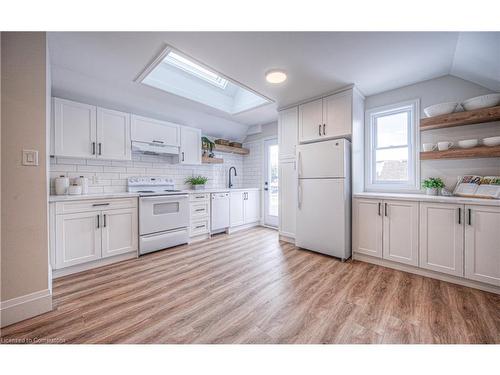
xmin=202 ymin=156 xmax=224 ymax=164
xmin=420 ymin=105 xmax=500 ymax=131
xmin=420 ymin=145 xmax=500 ymax=160
xmin=213 ymin=144 xmax=250 ymax=155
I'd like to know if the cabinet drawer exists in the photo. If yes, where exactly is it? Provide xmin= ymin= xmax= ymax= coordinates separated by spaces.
xmin=190 ymin=202 xmax=210 ymax=219
xmin=190 ymin=193 xmax=210 ymax=202
xmin=55 ymin=198 xmax=137 ymax=214
xmin=190 ymin=219 xmax=210 ymax=236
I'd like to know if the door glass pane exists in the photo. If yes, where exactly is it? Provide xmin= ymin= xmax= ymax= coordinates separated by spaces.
xmin=268 ymin=144 xmax=279 ymax=217
xmin=375 ymin=111 xmax=408 ymax=148
xmin=375 ymin=147 xmax=408 ymax=181
xmin=153 ymin=202 xmax=179 ymax=215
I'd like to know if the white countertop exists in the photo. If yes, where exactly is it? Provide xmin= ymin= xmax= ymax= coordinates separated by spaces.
xmin=353 ymin=192 xmax=500 ymax=207
xmin=49 ymin=187 xmax=261 ymax=202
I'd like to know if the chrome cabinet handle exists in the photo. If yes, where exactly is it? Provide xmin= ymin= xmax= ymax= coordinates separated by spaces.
xmin=195 ymin=195 xmax=205 ymax=199
xmin=98 ymin=143 xmax=102 ymax=155
xmin=195 ymin=208 xmax=205 ymax=212
xmin=92 ymin=142 xmax=96 ymax=155
xmin=318 ymin=124 xmax=322 ymax=136
xmin=468 ymin=208 xmax=472 ymax=225
xmin=323 ymin=124 xmax=326 ymax=135
xmin=378 ymin=202 xmax=381 ymax=216
xmin=103 ymin=214 xmax=106 ymax=228
xmin=384 ymin=203 xmax=388 ymax=217
xmin=182 ymin=152 xmax=185 ymax=162
xmin=92 ymin=203 xmax=110 ymax=207
xmin=152 ymin=140 xmax=164 ymax=144
xmin=97 ymin=214 xmax=100 ymax=229
xmin=458 ymin=207 xmax=461 ymax=224
xmin=195 ymin=225 xmax=205 ymax=229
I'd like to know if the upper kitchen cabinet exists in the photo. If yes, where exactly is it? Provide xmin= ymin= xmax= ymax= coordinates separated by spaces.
xmin=278 ymin=106 xmax=298 ymax=160
xmin=131 ymin=114 xmax=180 ymax=147
xmin=178 ymin=126 xmax=201 ymax=165
xmin=297 ymin=87 xmax=363 ymax=144
xmin=53 ymin=98 xmax=131 ymax=160
xmin=54 ymin=98 xmax=97 ymax=158
xmin=96 ymin=107 xmax=131 ymax=160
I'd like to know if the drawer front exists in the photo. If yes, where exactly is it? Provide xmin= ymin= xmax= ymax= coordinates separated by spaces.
xmin=55 ymin=198 xmax=137 ymax=215
xmin=190 ymin=201 xmax=210 ymax=219
xmin=190 ymin=193 xmax=210 ymax=202
xmin=190 ymin=219 xmax=210 ymax=236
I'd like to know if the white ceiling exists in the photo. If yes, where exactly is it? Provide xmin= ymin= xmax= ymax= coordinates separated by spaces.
xmin=48 ymin=32 xmax=499 ymax=140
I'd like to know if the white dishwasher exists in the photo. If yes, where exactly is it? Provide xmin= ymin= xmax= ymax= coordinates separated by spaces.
xmin=211 ymin=192 xmax=230 ymax=233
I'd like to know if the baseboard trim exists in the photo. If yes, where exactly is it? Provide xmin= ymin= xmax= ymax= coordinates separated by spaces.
xmin=353 ymin=253 xmax=500 ymax=295
xmin=279 ymin=233 xmax=295 ymax=244
xmin=52 ymin=251 xmax=137 ymax=279
xmin=227 ymin=222 xmax=259 ymax=234
xmin=1 ymin=289 xmax=52 ymax=328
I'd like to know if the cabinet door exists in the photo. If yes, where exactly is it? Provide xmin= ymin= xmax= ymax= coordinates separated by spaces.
xmin=230 ymin=191 xmax=245 ymax=227
xmin=323 ymin=90 xmax=352 ymax=138
xmin=54 ymin=98 xmax=96 ymax=158
xmin=298 ymin=98 xmax=323 ymax=143
xmin=278 ymin=107 xmax=298 ymax=160
xmin=55 ymin=211 xmax=101 ymax=268
xmin=353 ymin=198 xmax=383 ymax=258
xmin=179 ymin=126 xmax=201 ymax=165
xmin=382 ymin=200 xmax=419 ymax=266
xmin=131 ymin=115 xmax=180 ymax=146
xmin=101 ymin=208 xmax=138 ymax=258
xmin=465 ymin=205 xmax=500 ymax=286
xmin=419 ymin=203 xmax=464 ymax=276
xmin=96 ymin=107 xmax=131 ymax=160
xmin=279 ymin=161 xmax=297 ymax=237
xmin=244 ymin=190 xmax=260 ymax=224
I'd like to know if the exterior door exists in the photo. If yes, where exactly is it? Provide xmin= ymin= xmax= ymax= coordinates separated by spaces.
xmin=230 ymin=191 xmax=245 ymax=227
xmin=55 ymin=211 xmax=101 ymax=268
xmin=263 ymin=138 xmax=279 ymax=227
xmin=279 ymin=160 xmax=297 ymax=238
xmin=353 ymin=198 xmax=383 ymax=258
xmin=465 ymin=205 xmax=500 ymax=286
xmin=101 ymin=208 xmax=138 ymax=258
xmin=244 ymin=190 xmax=261 ymax=224
xmin=419 ymin=203 xmax=464 ymax=276
xmin=382 ymin=200 xmax=419 ymax=266
xmin=53 ymin=98 xmax=96 ymax=158
xmin=298 ymin=98 xmax=323 ymax=143
xmin=96 ymin=107 xmax=131 ymax=160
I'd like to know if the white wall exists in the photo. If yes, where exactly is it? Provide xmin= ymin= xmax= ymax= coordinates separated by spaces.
xmin=365 ymin=75 xmax=500 ymax=189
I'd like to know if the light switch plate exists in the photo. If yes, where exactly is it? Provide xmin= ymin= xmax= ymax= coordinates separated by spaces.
xmin=22 ymin=149 xmax=39 ymax=166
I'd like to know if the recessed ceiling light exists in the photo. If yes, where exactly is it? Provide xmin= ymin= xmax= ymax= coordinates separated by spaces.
xmin=265 ymin=70 xmax=287 ymax=84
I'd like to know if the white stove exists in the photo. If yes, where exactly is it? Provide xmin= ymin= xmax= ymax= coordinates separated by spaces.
xmin=128 ymin=177 xmax=189 ymax=255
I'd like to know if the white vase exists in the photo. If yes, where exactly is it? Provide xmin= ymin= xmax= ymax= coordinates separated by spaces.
xmin=426 ymin=187 xmax=438 ymax=196
xmin=193 ymin=184 xmax=205 ymax=190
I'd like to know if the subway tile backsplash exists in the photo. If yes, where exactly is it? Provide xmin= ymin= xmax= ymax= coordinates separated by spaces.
xmin=49 ymin=149 xmax=247 ymax=195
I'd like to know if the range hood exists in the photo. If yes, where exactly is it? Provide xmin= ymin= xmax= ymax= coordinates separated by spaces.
xmin=132 ymin=141 xmax=179 ymax=155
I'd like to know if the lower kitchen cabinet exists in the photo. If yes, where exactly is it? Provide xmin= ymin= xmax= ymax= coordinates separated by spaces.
xmin=352 ymin=198 xmax=383 ymax=258
xmin=465 ymin=205 xmax=500 ymax=286
xmin=420 ymin=202 xmax=464 ymax=276
xmin=101 ymin=208 xmax=138 ymax=258
xmin=230 ymin=190 xmax=260 ymax=228
xmin=230 ymin=191 xmax=245 ymax=227
xmin=279 ymin=160 xmax=297 ymax=238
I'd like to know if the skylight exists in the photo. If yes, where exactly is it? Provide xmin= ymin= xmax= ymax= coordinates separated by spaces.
xmin=138 ymin=46 xmax=271 ymax=114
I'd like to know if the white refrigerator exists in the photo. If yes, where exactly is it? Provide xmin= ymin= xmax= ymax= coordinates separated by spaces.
xmin=296 ymin=138 xmax=351 ymax=260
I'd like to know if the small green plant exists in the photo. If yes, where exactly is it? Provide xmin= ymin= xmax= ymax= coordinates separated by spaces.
xmin=185 ymin=175 xmax=208 ymax=185
xmin=422 ymin=177 xmax=445 ymax=189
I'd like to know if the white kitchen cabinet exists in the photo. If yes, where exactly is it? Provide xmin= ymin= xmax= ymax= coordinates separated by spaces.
xmin=298 ymin=89 xmax=354 ymax=144
xmin=279 ymin=160 xmax=297 ymax=238
xmin=230 ymin=191 xmax=245 ymax=227
xmin=188 ymin=193 xmax=210 ymax=239
xmin=382 ymin=200 xmax=419 ymax=266
xmin=96 ymin=107 xmax=131 ymax=160
xmin=54 ymin=98 xmax=97 ymax=158
xmin=298 ymin=98 xmax=323 ymax=143
xmin=323 ymin=90 xmax=352 ymax=139
xmin=178 ymin=126 xmax=201 ymax=165
xmin=419 ymin=203 xmax=464 ymax=276
xmin=465 ymin=205 xmax=500 ymax=286
xmin=131 ymin=114 xmax=180 ymax=146
xmin=101 ymin=208 xmax=138 ymax=258
xmin=278 ymin=107 xmax=298 ymax=160
xmin=353 ymin=198 xmax=383 ymax=258
xmin=244 ymin=190 xmax=260 ymax=224
xmin=55 ymin=211 xmax=102 ymax=268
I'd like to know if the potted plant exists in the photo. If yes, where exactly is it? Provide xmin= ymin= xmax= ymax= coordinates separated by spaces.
xmin=201 ymin=136 xmax=215 ymax=158
xmin=185 ymin=175 xmax=209 ymax=190
xmin=422 ymin=177 xmax=445 ymax=195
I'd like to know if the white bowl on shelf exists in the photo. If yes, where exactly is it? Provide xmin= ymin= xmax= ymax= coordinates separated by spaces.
xmin=457 ymin=139 xmax=479 ymax=149
xmin=423 ymin=102 xmax=459 ymax=117
xmin=482 ymin=136 xmax=500 ymax=147
xmin=462 ymin=93 xmax=500 ymax=111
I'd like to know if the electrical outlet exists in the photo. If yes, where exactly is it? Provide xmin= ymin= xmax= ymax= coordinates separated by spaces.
xmin=22 ymin=150 xmax=39 ymax=166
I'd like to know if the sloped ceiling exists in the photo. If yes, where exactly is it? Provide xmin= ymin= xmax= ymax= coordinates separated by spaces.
xmin=48 ymin=32 xmax=499 ymax=140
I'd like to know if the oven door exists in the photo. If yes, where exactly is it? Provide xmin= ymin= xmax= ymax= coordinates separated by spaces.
xmin=139 ymin=194 xmax=189 ymax=235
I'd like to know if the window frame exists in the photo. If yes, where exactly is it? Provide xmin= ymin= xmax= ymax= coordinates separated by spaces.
xmin=364 ymin=99 xmax=420 ymax=192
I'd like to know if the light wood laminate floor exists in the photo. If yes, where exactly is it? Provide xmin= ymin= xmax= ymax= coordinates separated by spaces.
xmin=1 ymin=227 xmax=499 ymax=344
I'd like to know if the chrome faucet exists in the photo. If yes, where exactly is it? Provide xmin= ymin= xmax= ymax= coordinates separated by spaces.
xmin=228 ymin=166 xmax=237 ymax=188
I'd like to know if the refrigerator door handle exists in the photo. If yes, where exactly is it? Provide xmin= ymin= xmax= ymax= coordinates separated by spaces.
xmin=297 ymin=180 xmax=302 ymax=209
xmin=297 ymin=151 xmax=302 ymax=179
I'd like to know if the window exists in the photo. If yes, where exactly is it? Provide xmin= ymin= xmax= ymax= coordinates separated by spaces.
xmin=365 ymin=99 xmax=419 ymax=191
xmin=137 ymin=46 xmax=271 ymax=114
